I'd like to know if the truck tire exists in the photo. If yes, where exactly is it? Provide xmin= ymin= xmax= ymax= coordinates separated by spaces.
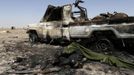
xmin=89 ymin=37 xmax=114 ymax=54
xmin=29 ymin=33 xmax=38 ymax=44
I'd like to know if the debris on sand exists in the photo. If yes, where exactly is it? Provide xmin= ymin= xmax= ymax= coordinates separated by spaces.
xmin=0 ymin=28 xmax=133 ymax=75
xmin=1 ymin=41 xmax=133 ymax=75
xmin=64 ymin=42 xmax=134 ymax=69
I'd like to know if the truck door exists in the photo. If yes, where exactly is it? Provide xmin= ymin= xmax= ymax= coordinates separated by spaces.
xmin=45 ymin=22 xmax=62 ymax=39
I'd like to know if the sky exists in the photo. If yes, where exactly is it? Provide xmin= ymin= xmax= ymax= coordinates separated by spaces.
xmin=0 ymin=0 xmax=134 ymax=27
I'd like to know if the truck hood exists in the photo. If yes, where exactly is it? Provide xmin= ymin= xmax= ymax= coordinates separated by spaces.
xmin=28 ymin=23 xmax=39 ymax=28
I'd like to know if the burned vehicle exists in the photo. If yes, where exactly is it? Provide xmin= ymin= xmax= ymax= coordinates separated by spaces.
xmin=27 ymin=0 xmax=134 ymax=51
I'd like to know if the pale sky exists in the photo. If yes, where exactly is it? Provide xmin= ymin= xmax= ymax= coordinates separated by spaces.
xmin=0 ymin=0 xmax=134 ymax=27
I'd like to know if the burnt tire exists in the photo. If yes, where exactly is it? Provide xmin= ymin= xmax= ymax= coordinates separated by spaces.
xmin=29 ymin=33 xmax=38 ymax=44
xmin=89 ymin=37 xmax=114 ymax=54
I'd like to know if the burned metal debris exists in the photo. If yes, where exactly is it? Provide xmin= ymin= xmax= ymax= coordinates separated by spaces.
xmin=3 ymin=41 xmax=134 ymax=75
xmin=27 ymin=0 xmax=134 ymax=54
xmin=2 ymin=0 xmax=134 ymax=75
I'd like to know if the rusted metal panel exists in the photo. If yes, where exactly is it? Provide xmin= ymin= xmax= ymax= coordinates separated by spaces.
xmin=69 ymin=26 xmax=91 ymax=38
xmin=27 ymin=0 xmax=134 ymax=42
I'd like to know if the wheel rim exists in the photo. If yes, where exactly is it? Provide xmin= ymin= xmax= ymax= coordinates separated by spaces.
xmin=96 ymin=39 xmax=112 ymax=51
xmin=29 ymin=34 xmax=37 ymax=44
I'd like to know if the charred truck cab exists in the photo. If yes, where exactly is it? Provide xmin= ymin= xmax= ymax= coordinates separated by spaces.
xmin=27 ymin=0 xmax=134 ymax=51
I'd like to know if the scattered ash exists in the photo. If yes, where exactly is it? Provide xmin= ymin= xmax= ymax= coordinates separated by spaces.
xmin=0 ymin=40 xmax=134 ymax=75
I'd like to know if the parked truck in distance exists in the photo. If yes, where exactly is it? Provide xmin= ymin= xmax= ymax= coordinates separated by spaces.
xmin=27 ymin=0 xmax=134 ymax=52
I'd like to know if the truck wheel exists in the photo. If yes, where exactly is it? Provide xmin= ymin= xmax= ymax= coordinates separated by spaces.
xmin=89 ymin=37 xmax=114 ymax=54
xmin=96 ymin=38 xmax=113 ymax=51
xmin=29 ymin=33 xmax=38 ymax=44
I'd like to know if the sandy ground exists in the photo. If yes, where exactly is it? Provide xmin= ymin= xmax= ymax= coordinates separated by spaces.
xmin=0 ymin=28 xmax=133 ymax=75
xmin=0 ymin=29 xmax=28 ymax=74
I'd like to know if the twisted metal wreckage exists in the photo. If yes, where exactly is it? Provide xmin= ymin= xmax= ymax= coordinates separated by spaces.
xmin=26 ymin=0 xmax=134 ymax=70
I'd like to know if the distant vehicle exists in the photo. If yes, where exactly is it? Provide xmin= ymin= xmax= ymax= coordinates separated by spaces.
xmin=27 ymin=0 xmax=134 ymax=51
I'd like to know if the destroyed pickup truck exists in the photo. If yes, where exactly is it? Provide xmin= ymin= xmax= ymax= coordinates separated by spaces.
xmin=27 ymin=0 xmax=134 ymax=51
